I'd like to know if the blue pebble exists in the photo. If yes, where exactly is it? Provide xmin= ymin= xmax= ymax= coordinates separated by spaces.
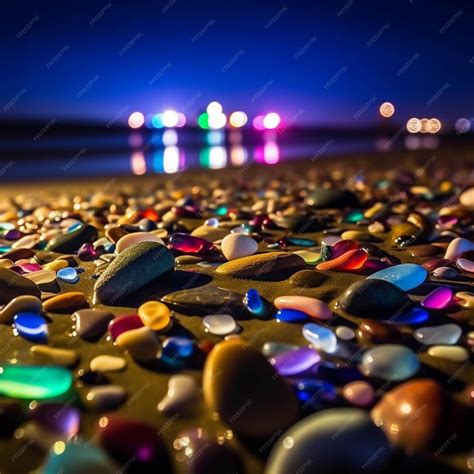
xmin=14 ymin=312 xmax=48 ymax=343
xmin=57 ymin=267 xmax=79 ymax=284
xmin=244 ymin=288 xmax=265 ymax=316
xmin=292 ymin=378 xmax=337 ymax=405
xmin=367 ymin=263 xmax=427 ymax=291
xmin=162 ymin=337 xmax=194 ymax=360
xmin=275 ymin=309 xmax=309 ymax=323
xmin=302 ymin=323 xmax=337 ymax=353
xmin=392 ymin=306 xmax=429 ymax=325
xmin=67 ymin=223 xmax=83 ymax=233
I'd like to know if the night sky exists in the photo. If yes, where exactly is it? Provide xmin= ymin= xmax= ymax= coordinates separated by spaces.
xmin=1 ymin=0 xmax=473 ymax=127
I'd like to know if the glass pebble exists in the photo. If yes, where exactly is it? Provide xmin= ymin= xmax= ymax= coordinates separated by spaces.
xmin=57 ymin=267 xmax=79 ymax=284
xmin=13 ymin=312 xmax=48 ymax=343
xmin=244 ymin=288 xmax=265 ymax=316
xmin=270 ymin=347 xmax=321 ymax=376
xmin=414 ymin=323 xmax=461 ymax=345
xmin=421 ymin=287 xmax=453 ymax=309
xmin=302 ymin=323 xmax=337 ymax=353
xmin=203 ymin=314 xmax=236 ymax=335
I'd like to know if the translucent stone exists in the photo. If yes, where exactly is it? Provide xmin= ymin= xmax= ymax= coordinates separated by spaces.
xmin=302 ymin=323 xmax=337 ymax=353
xmin=203 ymin=314 xmax=236 ymax=336
xmin=0 ymin=365 xmax=72 ymax=399
xmin=276 ymin=309 xmax=309 ymax=323
xmin=321 ymin=236 xmax=342 ymax=247
xmin=157 ymin=375 xmax=200 ymax=416
xmin=108 ymin=315 xmax=144 ymax=340
xmin=115 ymin=232 xmax=163 ymax=254
xmin=138 ymin=301 xmax=171 ymax=331
xmin=392 ymin=306 xmax=429 ymax=325
xmin=18 ymin=262 xmax=43 ymax=273
xmin=262 ymin=342 xmax=299 ymax=358
xmin=204 ymin=218 xmax=219 ymax=227
xmin=78 ymin=242 xmax=100 ymax=261
xmin=456 ymin=258 xmax=474 ymax=273
xmin=274 ymin=296 xmax=332 ymax=320
xmin=244 ymin=288 xmax=264 ymax=316
xmin=292 ymin=250 xmax=320 ymax=264
xmin=343 ymin=381 xmax=374 ymax=407
xmin=335 ymin=326 xmax=355 ymax=341
xmin=280 ymin=237 xmax=315 ymax=247
xmin=169 ymin=233 xmax=215 ymax=254
xmin=330 ymin=239 xmax=359 ymax=258
xmin=32 ymin=403 xmax=80 ymax=436
xmin=444 ymin=237 xmax=474 ymax=260
xmin=57 ymin=267 xmax=79 ymax=284
xmin=456 ymin=291 xmax=474 ymax=308
xmin=414 ymin=323 xmax=461 ymax=345
xmin=270 ymin=347 xmax=321 ymax=376
xmin=427 ymin=345 xmax=468 ymax=363
xmin=316 ymin=249 xmax=367 ymax=271
xmin=367 ymin=263 xmax=427 ymax=291
xmin=162 ymin=337 xmax=194 ymax=361
xmin=13 ymin=312 xmax=48 ymax=343
xmin=360 ymin=344 xmax=419 ymax=381
xmin=421 ymin=287 xmax=453 ymax=309
xmin=292 ymin=378 xmax=337 ymax=406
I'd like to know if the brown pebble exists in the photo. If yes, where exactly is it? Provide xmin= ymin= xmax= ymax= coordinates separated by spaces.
xmin=1 ymin=248 xmax=35 ymax=262
xmin=105 ymin=226 xmax=129 ymax=243
xmin=408 ymin=245 xmax=442 ymax=258
xmin=356 ymin=320 xmax=405 ymax=346
xmin=43 ymin=291 xmax=87 ymax=313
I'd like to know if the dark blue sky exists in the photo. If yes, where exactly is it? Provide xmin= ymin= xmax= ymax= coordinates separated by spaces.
xmin=1 ymin=0 xmax=473 ymax=127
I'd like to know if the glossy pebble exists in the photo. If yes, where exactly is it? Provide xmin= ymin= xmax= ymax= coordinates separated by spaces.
xmin=0 ymin=295 xmax=42 ymax=324
xmin=426 ymin=345 xmax=468 ymax=363
xmin=343 ymin=381 xmax=375 ymax=407
xmin=86 ymin=385 xmax=127 ymax=410
xmin=392 ymin=305 xmax=429 ymax=325
xmin=73 ymin=309 xmax=114 ymax=341
xmin=32 ymin=403 xmax=80 ymax=436
xmin=335 ymin=325 xmax=355 ymax=341
xmin=30 ymin=345 xmax=78 ymax=367
xmin=0 ymin=365 xmax=72 ymax=399
xmin=433 ymin=266 xmax=458 ymax=279
xmin=270 ymin=347 xmax=320 ymax=376
xmin=456 ymin=291 xmax=474 ymax=308
xmin=169 ymin=233 xmax=214 ymax=254
xmin=275 ymin=308 xmax=309 ymax=323
xmin=11 ymin=234 xmax=39 ymax=249
xmin=161 ymin=336 xmax=194 ymax=362
xmin=292 ymin=250 xmax=320 ymax=264
xmin=368 ymin=263 xmax=427 ymax=291
xmin=24 ymin=269 xmax=57 ymax=285
xmin=13 ymin=312 xmax=48 ymax=343
xmin=138 ymin=301 xmax=171 ymax=331
xmin=157 ymin=374 xmax=201 ymax=416
xmin=274 ymin=296 xmax=331 ymax=320
xmin=43 ymin=291 xmax=86 ymax=313
xmin=90 ymin=355 xmax=126 ymax=372
xmin=203 ymin=314 xmax=236 ymax=335
xmin=57 ymin=267 xmax=79 ymax=284
xmin=302 ymin=323 xmax=337 ymax=353
xmin=116 ymin=326 xmax=159 ymax=362
xmin=456 ymin=257 xmax=474 ymax=273
xmin=421 ymin=286 xmax=453 ymax=309
xmin=108 ymin=314 xmax=143 ymax=340
xmin=244 ymin=288 xmax=265 ymax=316
xmin=360 ymin=344 xmax=419 ymax=381
xmin=221 ymin=233 xmax=258 ymax=260
xmin=414 ymin=323 xmax=461 ymax=345
xmin=292 ymin=378 xmax=337 ymax=406
xmin=316 ymin=248 xmax=367 ymax=271
xmin=444 ymin=237 xmax=474 ymax=260
xmin=115 ymin=232 xmax=163 ymax=254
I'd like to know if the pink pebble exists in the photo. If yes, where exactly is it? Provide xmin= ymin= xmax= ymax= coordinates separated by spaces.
xmin=273 ymin=296 xmax=332 ymax=320
xmin=421 ymin=287 xmax=453 ymax=309
xmin=343 ymin=381 xmax=374 ymax=407
xmin=456 ymin=258 xmax=474 ymax=273
xmin=18 ymin=262 xmax=43 ymax=273
xmin=108 ymin=314 xmax=143 ymax=340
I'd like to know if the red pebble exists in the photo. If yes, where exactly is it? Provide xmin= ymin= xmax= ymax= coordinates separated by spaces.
xmin=316 ymin=249 xmax=368 ymax=271
xmin=108 ymin=314 xmax=143 ymax=340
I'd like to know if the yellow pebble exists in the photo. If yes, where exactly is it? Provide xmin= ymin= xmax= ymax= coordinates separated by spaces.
xmin=44 ymin=259 xmax=69 ymax=271
xmin=455 ymin=291 xmax=474 ymax=309
xmin=293 ymin=250 xmax=320 ymax=265
xmin=364 ymin=202 xmax=386 ymax=219
xmin=138 ymin=301 xmax=171 ymax=331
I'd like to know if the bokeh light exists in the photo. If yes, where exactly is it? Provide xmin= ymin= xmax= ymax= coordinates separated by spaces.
xmin=455 ymin=117 xmax=471 ymax=134
xmin=229 ymin=111 xmax=248 ymax=128
xmin=406 ymin=117 xmax=422 ymax=133
xmin=263 ymin=112 xmax=281 ymax=129
xmin=198 ymin=112 xmax=210 ymax=129
xmin=263 ymin=141 xmax=280 ymax=164
xmin=207 ymin=101 xmax=223 ymax=115
xmin=130 ymin=152 xmax=146 ymax=175
xmin=206 ymin=130 xmax=225 ymax=146
xmin=128 ymin=111 xmax=145 ymax=129
xmin=151 ymin=113 xmax=164 ymax=129
xmin=428 ymin=118 xmax=442 ymax=134
xmin=253 ymin=115 xmax=265 ymax=131
xmin=379 ymin=102 xmax=395 ymax=118
xmin=162 ymin=129 xmax=178 ymax=146
xmin=176 ymin=112 xmax=187 ymax=128
xmin=208 ymin=112 xmax=227 ymax=129
xmin=162 ymin=110 xmax=179 ymax=128
xmin=420 ymin=118 xmax=429 ymax=133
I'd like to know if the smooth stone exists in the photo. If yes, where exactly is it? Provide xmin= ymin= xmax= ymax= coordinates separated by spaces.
xmin=371 ymin=379 xmax=447 ymax=453
xmin=367 ymin=263 xmax=427 ymax=291
xmin=292 ymin=250 xmax=320 ymax=264
xmin=14 ymin=312 xmax=48 ymax=343
xmin=203 ymin=339 xmax=299 ymax=437
xmin=262 ymin=342 xmax=299 ymax=358
xmin=0 ymin=294 xmax=42 ymax=323
xmin=175 ymin=255 xmax=202 ymax=265
xmin=108 ymin=314 xmax=143 ymax=340
xmin=0 ymin=267 xmax=41 ymax=304
xmin=162 ymin=285 xmax=247 ymax=316
xmin=338 ymin=279 xmax=409 ymax=318
xmin=116 ymin=326 xmax=159 ymax=362
xmin=289 ymin=269 xmax=326 ymax=287
xmin=341 ymin=230 xmax=377 ymax=242
xmin=392 ymin=305 xmax=429 ymax=325
xmin=459 ymin=186 xmax=474 ymax=206
xmin=408 ymin=244 xmax=441 ymax=258
xmin=356 ymin=320 xmax=404 ymax=345
xmin=243 ymin=288 xmax=265 ymax=316
xmin=11 ymin=234 xmax=39 ymax=249
xmin=43 ymin=441 xmax=117 ymax=474
xmin=115 ymin=231 xmax=163 ymax=254
xmin=444 ymin=237 xmax=474 ymax=260
xmin=86 ymin=385 xmax=126 ymax=410
xmin=161 ymin=336 xmax=194 ymax=362
xmin=0 ymin=365 xmax=72 ymax=399
xmin=457 ymin=257 xmax=474 ymax=273
xmin=97 ymin=415 xmax=171 ymax=471
xmin=138 ymin=300 xmax=171 ymax=331
xmin=302 ymin=323 xmax=337 ymax=353
xmin=274 ymin=295 xmax=332 ymax=320
xmin=157 ymin=375 xmax=201 ymax=416
xmin=57 ymin=267 xmax=79 ymax=284
xmin=18 ymin=262 xmax=42 ymax=273
xmin=169 ymin=233 xmax=215 ymax=254
xmin=105 ymin=226 xmax=128 ymax=243
xmin=306 ymin=188 xmax=360 ymax=209
xmin=270 ymin=346 xmax=321 ymax=375
xmin=414 ymin=323 xmax=461 ymax=345
xmin=221 ymin=233 xmax=258 ymax=261
xmin=426 ymin=345 xmax=468 ymax=362
xmin=316 ymin=249 xmax=367 ymax=271
xmin=203 ymin=314 xmax=236 ymax=335
xmin=215 ymin=252 xmax=306 ymax=279
xmin=73 ymin=309 xmax=114 ymax=341
xmin=44 ymin=259 xmax=69 ymax=271
xmin=191 ymin=225 xmax=229 ymax=242
xmin=77 ymin=369 xmax=110 ymax=386
xmin=31 ymin=345 xmax=78 ymax=367
xmin=335 ymin=326 xmax=355 ymax=340
xmin=343 ymin=381 xmax=375 ymax=407
xmin=421 ymin=286 xmax=453 ymax=309
xmin=46 ymin=224 xmax=98 ymax=253
xmin=266 ymin=409 xmax=391 ymax=474
xmin=43 ymin=291 xmax=86 ymax=313
xmin=456 ymin=291 xmax=474 ymax=308
xmin=90 ymin=355 xmax=126 ymax=372
xmin=433 ymin=266 xmax=459 ymax=279
xmin=25 ymin=269 xmax=57 ymax=285
xmin=94 ymin=242 xmax=174 ymax=305
xmin=32 ymin=403 xmax=80 ymax=436
xmin=275 ymin=308 xmax=309 ymax=323
xmin=1 ymin=247 xmax=35 ymax=261
xmin=360 ymin=344 xmax=419 ymax=381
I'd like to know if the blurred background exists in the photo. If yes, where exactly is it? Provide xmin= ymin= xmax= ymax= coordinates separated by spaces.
xmin=0 ymin=0 xmax=473 ymax=181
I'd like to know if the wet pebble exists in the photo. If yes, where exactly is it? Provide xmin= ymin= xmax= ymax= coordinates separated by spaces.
xmin=57 ymin=267 xmax=79 ymax=284
xmin=0 ymin=294 xmax=42 ymax=323
xmin=115 ymin=231 xmax=163 ymax=254
xmin=270 ymin=346 xmax=321 ymax=376
xmin=90 ymin=355 xmax=127 ymax=372
xmin=116 ymin=326 xmax=160 ymax=362
xmin=274 ymin=295 xmax=331 ymax=320
xmin=86 ymin=385 xmax=127 ymax=411
xmin=221 ymin=233 xmax=258 ymax=260
xmin=302 ymin=323 xmax=337 ymax=353
xmin=367 ymin=263 xmax=427 ymax=291
xmin=421 ymin=286 xmax=453 ymax=309
xmin=426 ymin=345 xmax=468 ymax=363
xmin=157 ymin=375 xmax=201 ymax=416
xmin=0 ymin=267 xmax=41 ymax=304
xmin=138 ymin=300 xmax=171 ymax=331
xmin=73 ymin=308 xmax=114 ymax=341
xmin=414 ymin=323 xmax=461 ymax=345
xmin=343 ymin=381 xmax=374 ymax=407
xmin=203 ymin=314 xmax=236 ymax=335
xmin=14 ymin=312 xmax=48 ymax=343
xmin=43 ymin=291 xmax=87 ymax=313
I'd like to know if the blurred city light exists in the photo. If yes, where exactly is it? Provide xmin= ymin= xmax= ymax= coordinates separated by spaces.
xmin=162 ymin=110 xmax=179 ymax=128
xmin=229 ymin=111 xmax=248 ymax=128
xmin=207 ymin=101 xmax=223 ymax=115
xmin=128 ymin=111 xmax=145 ymax=129
xmin=253 ymin=115 xmax=265 ymax=131
xmin=379 ymin=102 xmax=395 ymax=118
xmin=198 ymin=112 xmax=210 ymax=129
xmin=455 ymin=117 xmax=471 ymax=134
xmin=208 ymin=112 xmax=227 ymax=129
xmin=406 ymin=117 xmax=422 ymax=133
xmin=263 ymin=112 xmax=281 ymax=129
xmin=151 ymin=113 xmax=164 ymax=129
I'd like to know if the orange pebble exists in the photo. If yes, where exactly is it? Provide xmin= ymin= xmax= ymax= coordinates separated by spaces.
xmin=316 ymin=249 xmax=368 ymax=271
